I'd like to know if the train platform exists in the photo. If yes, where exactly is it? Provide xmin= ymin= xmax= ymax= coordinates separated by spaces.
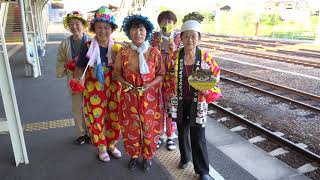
xmin=0 ymin=32 xmax=311 ymax=180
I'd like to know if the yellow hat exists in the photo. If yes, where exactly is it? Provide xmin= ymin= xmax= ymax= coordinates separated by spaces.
xmin=63 ymin=11 xmax=89 ymax=29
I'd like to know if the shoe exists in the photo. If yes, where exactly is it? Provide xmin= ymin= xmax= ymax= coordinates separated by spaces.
xmin=84 ymin=135 xmax=91 ymax=144
xmin=156 ymin=141 xmax=161 ymax=149
xmin=199 ymin=174 xmax=213 ymax=180
xmin=108 ymin=147 xmax=122 ymax=158
xmin=73 ymin=135 xmax=86 ymax=145
xmin=143 ymin=159 xmax=152 ymax=172
xmin=128 ymin=158 xmax=138 ymax=171
xmin=178 ymin=161 xmax=189 ymax=169
xmin=98 ymin=152 xmax=110 ymax=162
xmin=166 ymin=139 xmax=176 ymax=151
xmin=156 ymin=138 xmax=164 ymax=149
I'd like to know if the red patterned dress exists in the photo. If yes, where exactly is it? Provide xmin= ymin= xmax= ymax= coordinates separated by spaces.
xmin=78 ymin=41 xmax=121 ymax=153
xmin=150 ymin=31 xmax=181 ymax=137
xmin=114 ymin=46 xmax=165 ymax=160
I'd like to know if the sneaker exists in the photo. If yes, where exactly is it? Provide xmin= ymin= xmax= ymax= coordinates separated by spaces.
xmin=156 ymin=140 xmax=161 ymax=149
xmin=143 ymin=159 xmax=152 ymax=172
xmin=166 ymin=139 xmax=176 ymax=151
xmin=200 ymin=174 xmax=213 ymax=180
xmin=178 ymin=161 xmax=189 ymax=169
xmin=156 ymin=137 xmax=166 ymax=149
xmin=73 ymin=135 xmax=86 ymax=145
xmin=128 ymin=158 xmax=138 ymax=171
xmin=84 ymin=135 xmax=91 ymax=144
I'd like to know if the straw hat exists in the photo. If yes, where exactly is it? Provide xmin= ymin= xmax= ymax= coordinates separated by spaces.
xmin=63 ymin=11 xmax=89 ymax=29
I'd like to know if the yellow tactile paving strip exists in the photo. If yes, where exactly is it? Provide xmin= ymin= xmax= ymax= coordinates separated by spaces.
xmin=23 ymin=118 xmax=75 ymax=132
xmin=22 ymin=119 xmax=197 ymax=180
xmin=156 ymin=147 xmax=198 ymax=180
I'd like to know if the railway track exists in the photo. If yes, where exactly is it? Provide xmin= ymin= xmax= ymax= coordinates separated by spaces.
xmin=203 ymin=39 xmax=320 ymax=59
xmin=210 ymin=68 xmax=320 ymax=178
xmin=200 ymin=43 xmax=320 ymax=69
xmin=220 ymin=69 xmax=320 ymax=114
xmin=209 ymin=101 xmax=320 ymax=179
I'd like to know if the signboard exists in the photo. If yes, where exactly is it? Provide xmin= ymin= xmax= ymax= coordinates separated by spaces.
xmin=51 ymin=0 xmax=64 ymax=9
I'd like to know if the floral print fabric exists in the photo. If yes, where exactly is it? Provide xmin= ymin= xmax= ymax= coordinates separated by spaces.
xmin=83 ymin=66 xmax=121 ymax=152
xmin=117 ymin=47 xmax=165 ymax=160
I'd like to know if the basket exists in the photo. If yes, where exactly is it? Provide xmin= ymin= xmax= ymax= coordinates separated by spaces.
xmin=188 ymin=70 xmax=217 ymax=90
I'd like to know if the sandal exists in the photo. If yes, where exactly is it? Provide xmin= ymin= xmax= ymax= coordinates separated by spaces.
xmin=109 ymin=147 xmax=122 ymax=158
xmin=98 ymin=152 xmax=110 ymax=162
xmin=166 ymin=139 xmax=176 ymax=151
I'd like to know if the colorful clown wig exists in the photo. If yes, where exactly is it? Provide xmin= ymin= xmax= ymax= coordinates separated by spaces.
xmin=89 ymin=6 xmax=118 ymax=32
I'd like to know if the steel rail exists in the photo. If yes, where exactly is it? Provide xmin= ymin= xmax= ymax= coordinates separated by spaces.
xmin=211 ymin=102 xmax=320 ymax=163
xmin=220 ymin=68 xmax=320 ymax=113
xmin=200 ymin=43 xmax=320 ymax=68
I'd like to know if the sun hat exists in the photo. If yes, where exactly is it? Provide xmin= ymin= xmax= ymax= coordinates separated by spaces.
xmin=63 ymin=11 xmax=89 ymax=29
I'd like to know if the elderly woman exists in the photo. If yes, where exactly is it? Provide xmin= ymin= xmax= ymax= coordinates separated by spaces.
xmin=75 ymin=6 xmax=122 ymax=162
xmin=113 ymin=15 xmax=165 ymax=172
xmin=169 ymin=13 xmax=221 ymax=180
xmin=150 ymin=10 xmax=182 ymax=151
xmin=56 ymin=11 xmax=90 ymax=145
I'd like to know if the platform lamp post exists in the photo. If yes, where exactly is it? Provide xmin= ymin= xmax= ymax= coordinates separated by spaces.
xmin=254 ymin=10 xmax=261 ymax=39
xmin=254 ymin=1 xmax=264 ymax=39
xmin=214 ymin=8 xmax=220 ymax=34
xmin=316 ymin=9 xmax=320 ymax=43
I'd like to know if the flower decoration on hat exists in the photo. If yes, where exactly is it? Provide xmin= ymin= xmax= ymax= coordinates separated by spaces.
xmin=122 ymin=14 xmax=154 ymax=41
xmin=182 ymin=12 xmax=204 ymax=23
xmin=63 ymin=11 xmax=89 ymax=29
xmin=91 ymin=6 xmax=118 ymax=29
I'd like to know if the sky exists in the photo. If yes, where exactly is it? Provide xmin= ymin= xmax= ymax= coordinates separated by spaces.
xmin=63 ymin=0 xmax=121 ymax=12
xmin=62 ymin=0 xmax=320 ymax=13
xmin=62 ymin=0 xmax=228 ymax=12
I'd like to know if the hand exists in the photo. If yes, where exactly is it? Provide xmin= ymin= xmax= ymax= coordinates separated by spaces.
xmin=79 ymin=78 xmax=85 ymax=87
xmin=122 ymin=82 xmax=134 ymax=92
xmin=129 ymin=88 xmax=140 ymax=95
xmin=169 ymin=42 xmax=176 ymax=51
xmin=134 ymin=84 xmax=151 ymax=96
xmin=136 ymin=87 xmax=145 ymax=96
xmin=142 ymin=84 xmax=151 ymax=92
xmin=200 ymin=90 xmax=209 ymax=95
